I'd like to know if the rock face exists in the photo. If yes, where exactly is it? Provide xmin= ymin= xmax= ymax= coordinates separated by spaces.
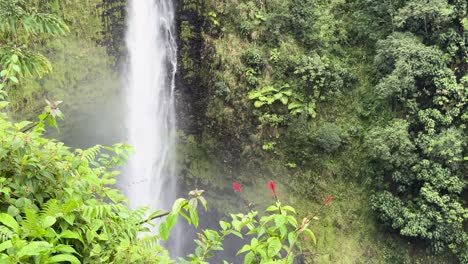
xmin=175 ymin=0 xmax=210 ymax=138
xmin=99 ymin=0 xmax=127 ymax=67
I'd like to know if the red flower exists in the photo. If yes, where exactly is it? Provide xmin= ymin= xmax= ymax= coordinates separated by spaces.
xmin=233 ymin=182 xmax=241 ymax=193
xmin=268 ymin=181 xmax=276 ymax=193
xmin=324 ymin=196 xmax=333 ymax=206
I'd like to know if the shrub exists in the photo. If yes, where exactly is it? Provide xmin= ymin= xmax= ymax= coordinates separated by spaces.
xmin=314 ymin=123 xmax=342 ymax=153
xmin=242 ymin=48 xmax=265 ymax=71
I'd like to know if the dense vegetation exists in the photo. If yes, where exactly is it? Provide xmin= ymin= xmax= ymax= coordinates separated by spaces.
xmin=177 ymin=0 xmax=467 ymax=262
xmin=0 ymin=0 xmax=466 ymax=263
xmin=0 ymin=1 xmax=323 ymax=263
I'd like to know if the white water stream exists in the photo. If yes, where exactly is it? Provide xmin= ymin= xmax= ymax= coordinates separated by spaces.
xmin=123 ymin=0 xmax=177 ymax=213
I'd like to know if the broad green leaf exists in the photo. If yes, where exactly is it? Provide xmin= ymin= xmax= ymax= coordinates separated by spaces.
xmin=251 ymin=238 xmax=258 ymax=248
xmin=274 ymin=215 xmax=286 ymax=227
xmin=288 ymin=232 xmax=297 ymax=246
xmin=267 ymin=237 xmax=282 ymax=257
xmin=46 ymin=254 xmax=80 ymax=264
xmin=248 ymin=91 xmax=262 ymax=99
xmin=288 ymin=102 xmax=302 ymax=110
xmin=280 ymin=96 xmax=289 ymax=105
xmin=219 ymin=221 xmax=230 ymax=230
xmin=9 ymin=76 xmax=19 ymax=84
xmin=55 ymin=244 xmax=78 ymax=254
xmin=165 ymin=213 xmax=178 ymax=230
xmin=189 ymin=208 xmax=199 ymax=228
xmin=0 ymin=241 xmax=12 ymax=252
xmin=0 ymin=214 xmax=19 ymax=232
xmin=254 ymin=101 xmax=266 ymax=108
xmin=7 ymin=206 xmax=19 ymax=217
xmin=244 ymin=252 xmax=255 ymax=264
xmin=229 ymin=230 xmax=243 ymax=239
xmin=283 ymin=89 xmax=293 ymax=96
xmin=42 ymin=216 xmax=56 ymax=228
xmin=159 ymin=222 xmax=169 ymax=241
xmin=171 ymin=198 xmax=187 ymax=214
xmin=237 ymin=244 xmax=251 ymax=255
xmin=282 ymin=206 xmax=296 ymax=214
xmin=18 ymin=241 xmax=52 ymax=257
xmin=287 ymin=216 xmax=297 ymax=228
xmin=266 ymin=205 xmax=278 ymax=212
xmin=188 ymin=198 xmax=198 ymax=210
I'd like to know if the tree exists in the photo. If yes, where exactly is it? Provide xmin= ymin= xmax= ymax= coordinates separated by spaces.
xmin=367 ymin=1 xmax=467 ymax=261
xmin=0 ymin=0 xmax=69 ymax=91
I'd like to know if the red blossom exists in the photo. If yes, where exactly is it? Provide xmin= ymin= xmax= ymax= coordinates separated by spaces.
xmin=324 ymin=196 xmax=333 ymax=206
xmin=233 ymin=182 xmax=241 ymax=193
xmin=268 ymin=181 xmax=276 ymax=193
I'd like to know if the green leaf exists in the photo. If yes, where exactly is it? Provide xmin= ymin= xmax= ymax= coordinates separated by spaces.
xmin=159 ymin=222 xmax=169 ymax=241
xmin=248 ymin=91 xmax=262 ymax=100
xmin=282 ymin=89 xmax=293 ymax=96
xmin=55 ymin=245 xmax=78 ymax=254
xmin=251 ymin=238 xmax=258 ymax=248
xmin=9 ymin=76 xmax=19 ymax=84
xmin=254 ymin=101 xmax=266 ymax=108
xmin=266 ymin=205 xmax=278 ymax=212
xmin=46 ymin=254 xmax=80 ymax=264
xmin=42 ymin=216 xmax=56 ymax=228
xmin=267 ymin=237 xmax=282 ymax=257
xmin=14 ymin=121 xmax=32 ymax=131
xmin=12 ymin=65 xmax=21 ymax=73
xmin=0 ymin=213 xmax=19 ymax=232
xmin=171 ymin=199 xmax=187 ymax=214
xmin=304 ymin=229 xmax=316 ymax=244
xmin=188 ymin=198 xmax=198 ymax=210
xmin=165 ymin=213 xmax=178 ymax=230
xmin=282 ymin=206 xmax=296 ymax=214
xmin=11 ymin=55 xmax=18 ymax=63
xmin=189 ymin=208 xmax=199 ymax=228
xmin=287 ymin=216 xmax=298 ymax=228
xmin=288 ymin=102 xmax=302 ymax=110
xmin=280 ymin=96 xmax=289 ymax=105
xmin=274 ymin=215 xmax=286 ymax=227
xmin=288 ymin=232 xmax=297 ymax=246
xmin=219 ymin=221 xmax=230 ymax=230
xmin=198 ymin=196 xmax=207 ymax=210
xmin=0 ymin=241 xmax=12 ymax=252
xmin=7 ymin=206 xmax=19 ymax=217
xmin=229 ymin=230 xmax=243 ymax=239
xmin=18 ymin=241 xmax=52 ymax=257
xmin=237 ymin=244 xmax=251 ymax=255
xmin=244 ymin=252 xmax=255 ymax=264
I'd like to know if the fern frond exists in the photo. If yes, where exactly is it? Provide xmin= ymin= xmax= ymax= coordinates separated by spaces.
xmin=137 ymin=235 xmax=159 ymax=249
xmin=129 ymin=206 xmax=149 ymax=223
xmin=77 ymin=145 xmax=102 ymax=163
xmin=81 ymin=204 xmax=115 ymax=220
xmin=22 ymin=208 xmax=39 ymax=234
xmin=41 ymin=199 xmax=61 ymax=218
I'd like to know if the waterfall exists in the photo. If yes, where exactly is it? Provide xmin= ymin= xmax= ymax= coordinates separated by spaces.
xmin=123 ymin=0 xmax=177 ymax=213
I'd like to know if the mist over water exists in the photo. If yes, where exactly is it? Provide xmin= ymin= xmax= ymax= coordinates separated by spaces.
xmin=123 ymin=0 xmax=177 ymax=213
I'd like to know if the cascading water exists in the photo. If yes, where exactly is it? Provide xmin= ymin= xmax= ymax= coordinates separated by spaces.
xmin=123 ymin=0 xmax=177 ymax=213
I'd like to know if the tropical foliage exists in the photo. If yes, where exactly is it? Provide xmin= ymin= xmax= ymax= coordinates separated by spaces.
xmin=177 ymin=0 xmax=467 ymax=262
xmin=1 ymin=0 xmax=467 ymax=262
xmin=0 ymin=104 xmax=322 ymax=262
